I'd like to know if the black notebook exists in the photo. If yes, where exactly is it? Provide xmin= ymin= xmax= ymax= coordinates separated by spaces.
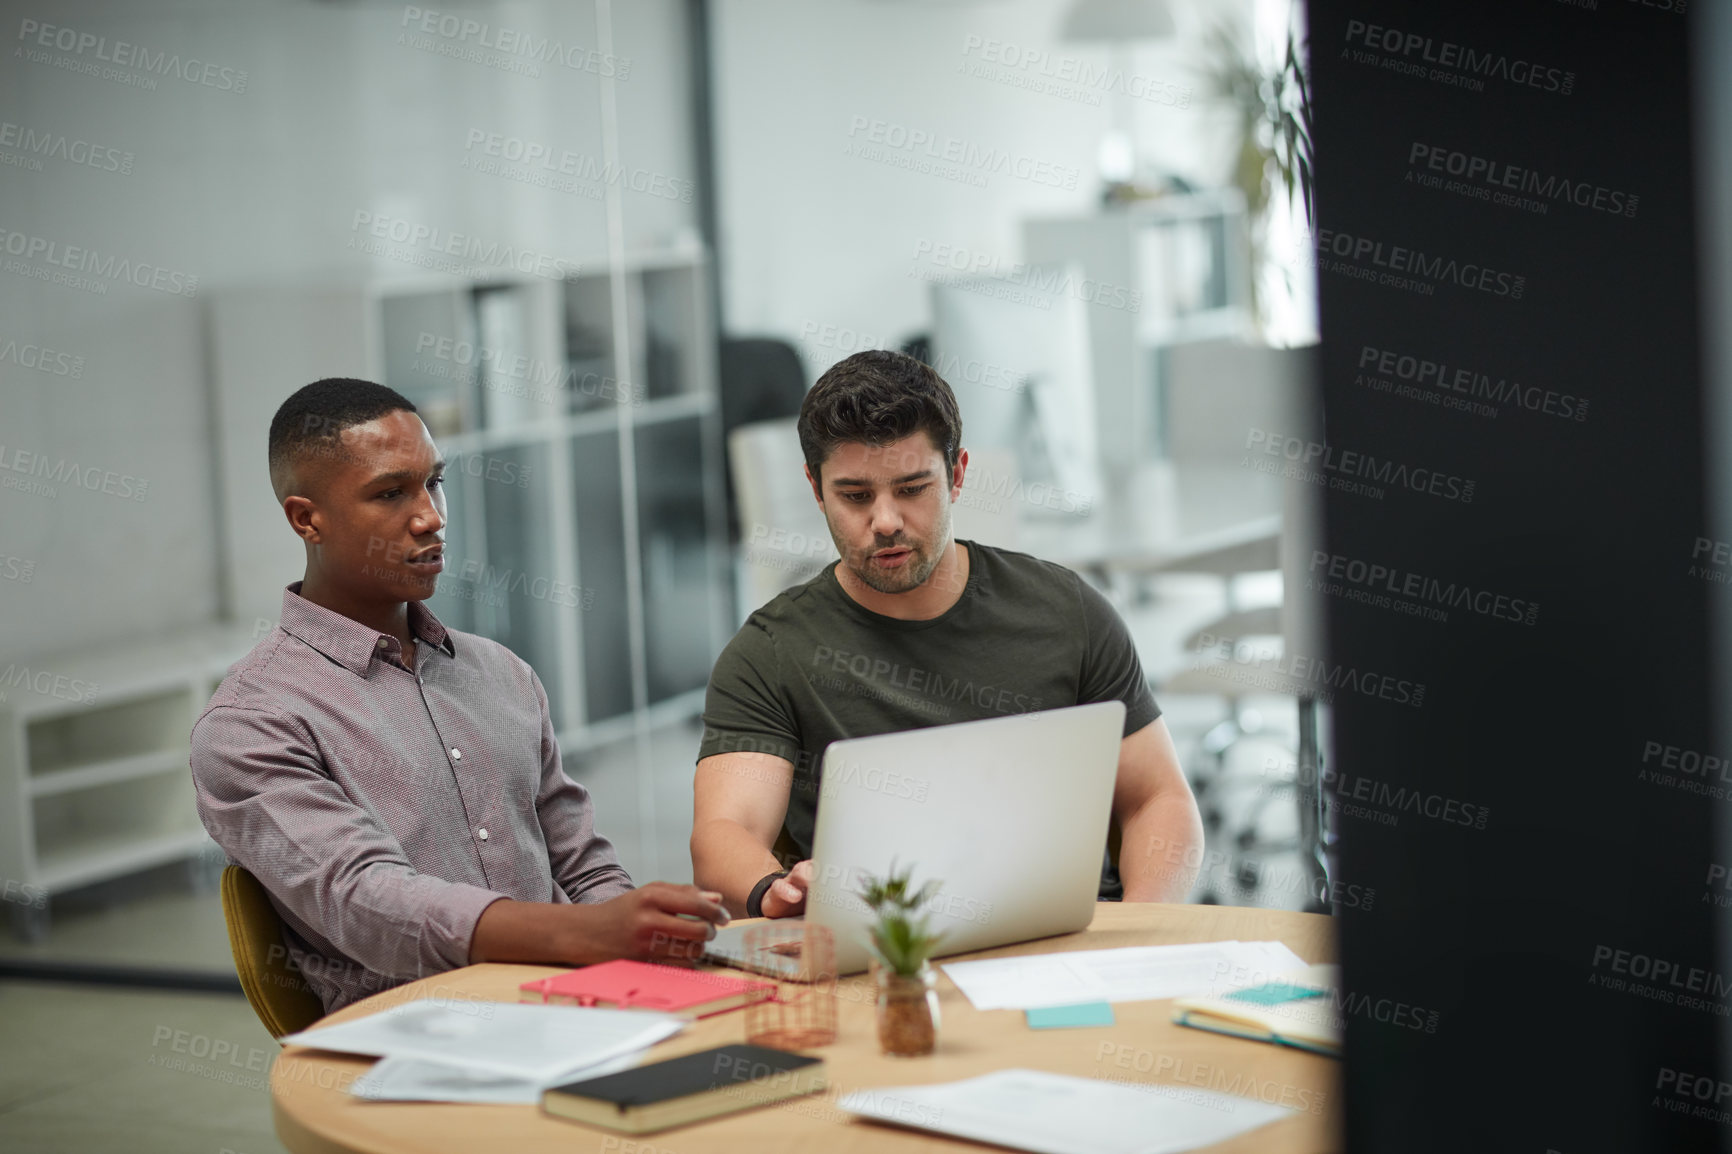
xmin=541 ymin=1043 xmax=826 ymax=1134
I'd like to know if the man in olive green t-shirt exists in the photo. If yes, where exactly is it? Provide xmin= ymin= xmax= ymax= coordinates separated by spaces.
xmin=691 ymin=349 xmax=1204 ymax=918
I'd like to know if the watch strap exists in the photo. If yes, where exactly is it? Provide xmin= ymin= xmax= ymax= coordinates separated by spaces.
xmin=746 ymin=869 xmax=791 ymax=918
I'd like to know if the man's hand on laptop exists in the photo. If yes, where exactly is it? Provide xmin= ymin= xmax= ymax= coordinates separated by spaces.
xmin=589 ymin=883 xmax=732 ymax=962
xmin=761 ymin=860 xmax=814 ymax=918
xmin=470 ymin=883 xmax=729 ymax=967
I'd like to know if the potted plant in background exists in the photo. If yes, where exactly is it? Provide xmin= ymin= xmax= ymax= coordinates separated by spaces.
xmin=1197 ymin=17 xmax=1314 ymax=339
xmin=856 ymin=862 xmax=945 ymax=1057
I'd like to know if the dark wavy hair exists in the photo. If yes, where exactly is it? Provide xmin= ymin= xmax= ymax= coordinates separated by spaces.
xmin=796 ymin=350 xmax=962 ymax=485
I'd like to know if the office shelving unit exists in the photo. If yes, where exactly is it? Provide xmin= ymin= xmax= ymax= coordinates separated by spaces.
xmin=369 ymin=246 xmax=732 ymax=742
xmin=1024 ymin=189 xmax=1254 ymax=476
xmin=0 ymin=625 xmax=254 ymax=940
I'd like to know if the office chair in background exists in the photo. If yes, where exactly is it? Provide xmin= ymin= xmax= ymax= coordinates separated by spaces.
xmin=719 ymin=337 xmax=809 ymax=542
xmin=727 ymin=418 xmax=835 ymax=622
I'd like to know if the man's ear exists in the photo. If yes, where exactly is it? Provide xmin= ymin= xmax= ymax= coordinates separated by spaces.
xmin=805 ymin=462 xmax=823 ymax=505
xmin=284 ymin=495 xmax=321 ymax=544
xmin=949 ymin=448 xmax=970 ymax=499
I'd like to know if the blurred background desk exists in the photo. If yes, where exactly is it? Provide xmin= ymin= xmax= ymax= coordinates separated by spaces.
xmin=1016 ymin=468 xmax=1280 ymax=582
xmin=272 ymin=903 xmax=1339 ymax=1154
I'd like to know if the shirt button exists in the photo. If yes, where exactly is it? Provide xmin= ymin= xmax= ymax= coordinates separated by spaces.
xmin=377 ymin=637 xmax=389 ymax=649
xmin=450 ymin=748 xmax=462 ymax=760
xmin=477 ymin=828 xmax=489 ymax=841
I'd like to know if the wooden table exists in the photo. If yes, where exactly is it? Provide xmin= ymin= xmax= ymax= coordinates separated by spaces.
xmin=272 ymin=903 xmax=1340 ymax=1154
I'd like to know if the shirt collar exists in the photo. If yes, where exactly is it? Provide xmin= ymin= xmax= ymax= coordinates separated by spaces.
xmin=280 ymin=582 xmax=457 ymax=677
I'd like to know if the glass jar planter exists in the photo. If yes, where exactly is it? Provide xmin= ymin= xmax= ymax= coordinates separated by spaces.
xmin=876 ymin=962 xmax=940 ymax=1056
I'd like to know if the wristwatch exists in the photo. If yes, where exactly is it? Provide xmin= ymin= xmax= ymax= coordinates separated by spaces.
xmin=746 ymin=869 xmax=791 ymax=918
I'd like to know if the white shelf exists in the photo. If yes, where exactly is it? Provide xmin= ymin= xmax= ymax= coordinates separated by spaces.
xmin=631 ymin=392 xmax=712 ymax=428
xmin=559 ymin=686 xmax=708 ymax=755
xmin=1140 ymin=306 xmax=1257 ymax=347
xmin=0 ymin=625 xmax=250 ymax=908
xmin=423 ymin=391 xmax=714 ymax=458
xmin=36 ymin=829 xmax=214 ymax=894
xmin=28 ymin=749 xmax=191 ymax=799
xmin=0 ymin=623 xmax=256 ymax=722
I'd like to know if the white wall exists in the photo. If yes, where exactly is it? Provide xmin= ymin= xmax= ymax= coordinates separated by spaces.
xmin=711 ymin=0 xmax=1255 ymax=376
xmin=0 ymin=0 xmax=700 ymax=658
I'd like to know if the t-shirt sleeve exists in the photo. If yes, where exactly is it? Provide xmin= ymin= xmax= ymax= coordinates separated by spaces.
xmin=697 ymin=616 xmax=801 ymax=765
xmin=1072 ymin=572 xmax=1163 ymax=737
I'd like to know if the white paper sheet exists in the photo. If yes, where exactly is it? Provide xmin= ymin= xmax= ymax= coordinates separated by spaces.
xmin=837 ymin=1068 xmax=1295 ymax=1154
xmin=940 ymin=940 xmax=1309 ymax=1010
xmin=280 ymin=999 xmax=683 ymax=1085
xmin=349 ymin=1051 xmax=645 ymax=1105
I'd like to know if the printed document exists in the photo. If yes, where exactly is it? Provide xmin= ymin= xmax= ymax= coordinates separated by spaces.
xmin=941 ymin=940 xmax=1308 ymax=1010
xmin=838 ymin=1068 xmax=1295 ymax=1154
xmin=280 ymin=999 xmax=682 ymax=1087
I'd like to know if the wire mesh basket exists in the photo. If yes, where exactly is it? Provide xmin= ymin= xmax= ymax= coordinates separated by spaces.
xmin=742 ymin=921 xmax=839 ymax=1050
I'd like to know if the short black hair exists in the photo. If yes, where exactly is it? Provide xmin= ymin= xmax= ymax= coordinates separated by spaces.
xmin=268 ymin=378 xmax=418 ymax=501
xmin=797 ymin=350 xmax=962 ymax=485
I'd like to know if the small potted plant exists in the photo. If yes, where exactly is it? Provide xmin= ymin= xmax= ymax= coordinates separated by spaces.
xmin=856 ymin=862 xmax=945 ymax=1057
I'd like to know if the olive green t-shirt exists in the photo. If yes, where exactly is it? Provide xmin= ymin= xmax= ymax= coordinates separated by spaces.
xmin=697 ymin=539 xmax=1161 ymax=898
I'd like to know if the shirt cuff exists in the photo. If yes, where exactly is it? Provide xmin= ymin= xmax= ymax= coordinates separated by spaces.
xmin=429 ymin=882 xmax=513 ymax=972
xmin=582 ymin=874 xmax=636 ymax=904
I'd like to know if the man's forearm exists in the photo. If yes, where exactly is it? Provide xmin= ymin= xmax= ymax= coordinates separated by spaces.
xmin=1116 ymin=793 xmax=1206 ymax=902
xmin=690 ymin=818 xmax=786 ymax=917
xmin=470 ymin=885 xmax=728 ymax=966
xmin=468 ymin=898 xmax=592 ymax=965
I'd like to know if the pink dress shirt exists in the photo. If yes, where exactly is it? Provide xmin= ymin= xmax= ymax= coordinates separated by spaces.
xmin=191 ymin=582 xmax=633 ymax=1012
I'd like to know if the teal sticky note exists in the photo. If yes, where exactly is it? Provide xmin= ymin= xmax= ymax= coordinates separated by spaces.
xmin=1026 ymin=1002 xmax=1116 ymax=1029
xmin=1226 ymin=982 xmax=1327 ymax=1006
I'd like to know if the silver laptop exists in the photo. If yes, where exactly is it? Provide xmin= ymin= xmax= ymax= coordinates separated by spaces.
xmin=704 ymin=700 xmax=1126 ymax=978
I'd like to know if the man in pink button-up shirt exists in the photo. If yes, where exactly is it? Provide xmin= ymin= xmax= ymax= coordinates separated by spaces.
xmin=191 ymin=378 xmax=726 ymax=1013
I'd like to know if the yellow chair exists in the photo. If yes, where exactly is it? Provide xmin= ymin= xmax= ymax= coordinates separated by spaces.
xmin=220 ymin=865 xmax=326 ymax=1040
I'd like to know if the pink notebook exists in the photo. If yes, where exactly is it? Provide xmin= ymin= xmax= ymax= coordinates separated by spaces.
xmin=518 ymin=959 xmax=776 ymax=1019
